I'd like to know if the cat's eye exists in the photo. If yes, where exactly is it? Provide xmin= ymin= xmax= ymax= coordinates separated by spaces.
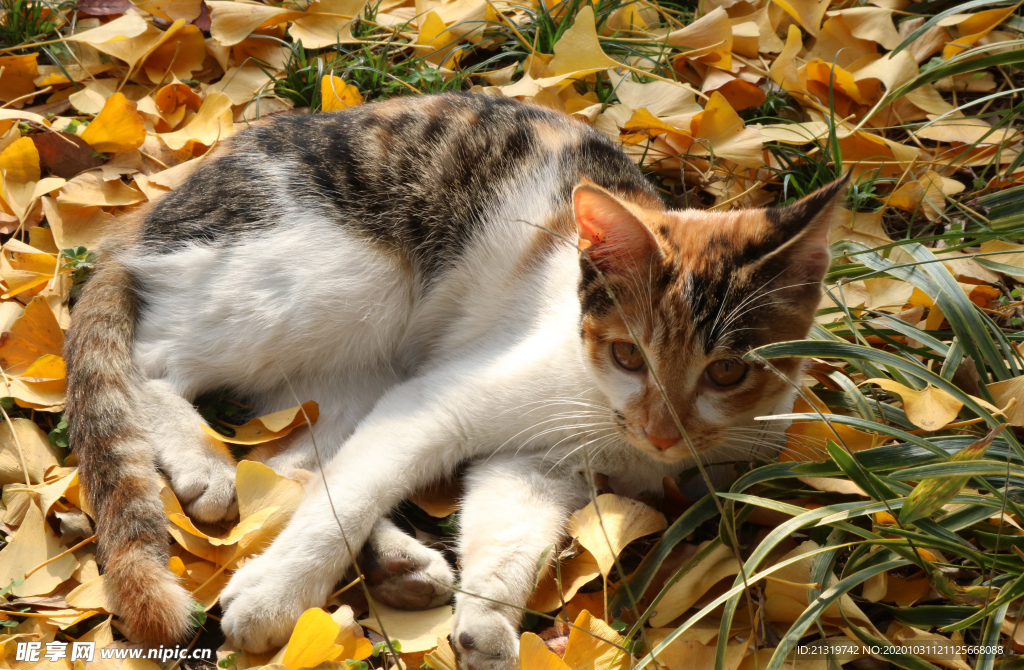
xmin=611 ymin=341 xmax=646 ymax=372
xmin=705 ymin=359 xmax=747 ymax=387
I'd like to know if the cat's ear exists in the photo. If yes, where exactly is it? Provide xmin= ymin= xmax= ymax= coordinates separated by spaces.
xmin=573 ymin=182 xmax=660 ymax=274
xmin=760 ymin=174 xmax=849 ymax=283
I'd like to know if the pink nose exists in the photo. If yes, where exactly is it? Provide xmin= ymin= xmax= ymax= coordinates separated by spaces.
xmin=647 ymin=433 xmax=679 ymax=451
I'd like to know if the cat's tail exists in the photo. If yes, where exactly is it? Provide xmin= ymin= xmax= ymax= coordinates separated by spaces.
xmin=64 ymin=239 xmax=194 ymax=645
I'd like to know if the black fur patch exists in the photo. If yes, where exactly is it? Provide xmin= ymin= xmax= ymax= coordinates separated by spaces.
xmin=139 ymin=94 xmax=654 ymax=286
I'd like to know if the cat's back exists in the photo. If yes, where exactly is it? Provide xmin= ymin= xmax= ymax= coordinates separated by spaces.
xmin=136 ymin=93 xmax=652 ymax=276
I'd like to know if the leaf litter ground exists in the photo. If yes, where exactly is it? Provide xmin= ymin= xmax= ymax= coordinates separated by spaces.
xmin=0 ymin=0 xmax=1023 ymax=667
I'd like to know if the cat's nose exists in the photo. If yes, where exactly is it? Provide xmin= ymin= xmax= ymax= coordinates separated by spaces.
xmin=647 ymin=433 xmax=679 ymax=451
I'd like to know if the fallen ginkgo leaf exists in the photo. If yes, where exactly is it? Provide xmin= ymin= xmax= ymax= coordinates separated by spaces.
xmin=201 ymin=400 xmax=319 ymax=445
xmin=567 ymin=493 xmax=667 ymax=577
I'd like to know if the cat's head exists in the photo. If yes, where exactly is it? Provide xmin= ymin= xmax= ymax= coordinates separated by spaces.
xmin=574 ymin=176 xmax=848 ymax=463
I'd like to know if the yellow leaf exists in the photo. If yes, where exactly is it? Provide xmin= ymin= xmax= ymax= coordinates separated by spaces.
xmin=666 ymin=8 xmax=733 ymax=68
xmin=332 ymin=605 xmax=374 ymax=663
xmin=416 ymin=11 xmax=460 ymax=67
xmin=321 ymin=75 xmax=363 ymax=112
xmin=607 ymin=2 xmax=646 ymax=33
xmin=649 ymin=541 xmax=741 ymax=627
xmin=142 ymin=23 xmax=207 ymax=84
xmin=159 ymin=91 xmax=235 ymax=150
xmin=519 ymin=632 xmax=570 ymax=670
xmin=828 ymin=7 xmax=901 ymax=49
xmin=168 ymin=504 xmax=279 ymax=546
xmin=609 ymin=72 xmax=701 ymax=118
xmin=155 ymin=81 xmax=203 ymax=114
xmin=424 ymin=636 xmax=457 ymax=670
xmin=67 ymin=575 xmax=117 ymax=613
xmin=215 ymin=66 xmax=274 ymax=105
xmin=561 ymin=610 xmax=630 ymax=670
xmin=567 ymin=494 xmax=667 ymax=577
xmin=772 ymin=0 xmax=830 ymax=36
xmin=979 ymin=240 xmax=1024 ymax=280
xmin=0 ymin=499 xmax=78 ymax=597
xmin=988 ymin=376 xmax=1024 ymax=427
xmin=281 ymin=608 xmax=345 ymax=670
xmin=67 ymin=10 xmax=149 ymax=45
xmin=408 ymin=478 xmax=461 ymax=518
xmin=782 ymin=397 xmax=882 ymax=462
xmin=201 ymin=400 xmax=319 ymax=445
xmin=235 ymin=460 xmax=305 ymax=556
xmin=646 ymin=625 xmax=751 ymax=670
xmin=528 ymin=550 xmax=600 ymax=613
xmin=80 ymin=93 xmax=147 ymax=154
xmin=861 ymin=379 xmax=962 ymax=431
xmin=208 ymin=0 xmax=306 ymax=47
xmin=940 ymin=2 xmax=1024 ymax=58
xmin=621 ymin=107 xmax=694 ymax=148
xmin=42 ymin=201 xmax=115 ymax=256
xmin=838 ymin=131 xmax=919 ymax=179
xmin=0 ymin=417 xmax=62 ymax=485
xmin=131 ymin=0 xmax=203 ymax=22
xmin=764 ymin=540 xmax=881 ymax=635
xmin=1 ymin=236 xmax=58 ymax=299
xmin=289 ymin=0 xmax=366 ymax=48
xmin=159 ymin=488 xmax=230 ymax=565
xmin=57 ymin=171 xmax=147 ymax=208
xmin=359 ymin=601 xmax=452 ymax=653
xmin=0 ymin=376 xmax=65 ymax=410
xmin=75 ymin=615 xmax=114 ymax=647
xmin=547 ymin=7 xmax=618 ymax=76
xmin=0 ymin=55 xmax=39 ymax=107
xmin=894 ymin=626 xmax=972 ymax=670
xmin=769 ymin=24 xmax=802 ymax=93
xmin=802 ymin=58 xmax=870 ymax=105
xmin=0 ymin=136 xmax=41 ymax=185
xmin=863 ymin=277 xmax=913 ymax=313
xmin=0 ymin=296 xmax=64 ymax=376
xmin=691 ymin=91 xmax=763 ymax=169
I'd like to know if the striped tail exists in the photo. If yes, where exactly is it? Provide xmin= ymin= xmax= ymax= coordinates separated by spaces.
xmin=64 ymin=240 xmax=194 ymax=644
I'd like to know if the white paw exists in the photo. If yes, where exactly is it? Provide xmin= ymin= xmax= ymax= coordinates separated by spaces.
xmin=164 ymin=449 xmax=238 ymax=523
xmin=452 ymin=602 xmax=520 ymax=670
xmin=220 ymin=550 xmax=328 ymax=652
xmin=365 ymin=544 xmax=455 ymax=610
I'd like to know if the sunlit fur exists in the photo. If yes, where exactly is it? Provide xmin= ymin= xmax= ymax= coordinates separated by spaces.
xmin=63 ymin=92 xmax=847 ymax=669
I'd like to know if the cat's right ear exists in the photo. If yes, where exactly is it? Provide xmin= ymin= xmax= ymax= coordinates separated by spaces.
xmin=759 ymin=174 xmax=850 ymax=284
xmin=573 ymin=182 xmax=660 ymax=274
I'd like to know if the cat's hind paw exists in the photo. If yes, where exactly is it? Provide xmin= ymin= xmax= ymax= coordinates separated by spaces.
xmin=364 ymin=544 xmax=455 ymax=610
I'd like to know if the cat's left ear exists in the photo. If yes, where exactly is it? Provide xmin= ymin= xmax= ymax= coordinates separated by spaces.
xmin=760 ymin=174 xmax=850 ymax=283
xmin=573 ymin=182 xmax=661 ymax=274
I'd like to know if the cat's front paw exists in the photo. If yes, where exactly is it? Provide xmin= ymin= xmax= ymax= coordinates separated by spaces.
xmin=220 ymin=551 xmax=327 ymax=652
xmin=452 ymin=603 xmax=520 ymax=670
xmin=162 ymin=444 xmax=238 ymax=523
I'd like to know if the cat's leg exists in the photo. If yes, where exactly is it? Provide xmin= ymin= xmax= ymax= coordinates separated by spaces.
xmin=361 ymin=518 xmax=455 ymax=610
xmin=219 ymin=352 xmax=575 ymax=652
xmin=220 ymin=374 xmax=472 ymax=650
xmin=138 ymin=379 xmax=238 ymax=522
xmin=452 ymin=455 xmax=590 ymax=670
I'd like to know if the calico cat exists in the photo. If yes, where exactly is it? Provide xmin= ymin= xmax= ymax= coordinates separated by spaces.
xmin=65 ymin=92 xmax=846 ymax=668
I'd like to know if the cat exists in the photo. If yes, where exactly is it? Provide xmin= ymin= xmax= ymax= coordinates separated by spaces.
xmin=64 ymin=91 xmax=847 ymax=669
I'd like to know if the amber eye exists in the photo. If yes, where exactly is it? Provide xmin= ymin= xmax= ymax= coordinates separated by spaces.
xmin=611 ymin=341 xmax=646 ymax=372
xmin=705 ymin=359 xmax=748 ymax=387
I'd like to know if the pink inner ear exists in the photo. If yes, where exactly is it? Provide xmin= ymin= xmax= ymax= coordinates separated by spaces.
xmin=573 ymin=186 xmax=657 ymax=269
